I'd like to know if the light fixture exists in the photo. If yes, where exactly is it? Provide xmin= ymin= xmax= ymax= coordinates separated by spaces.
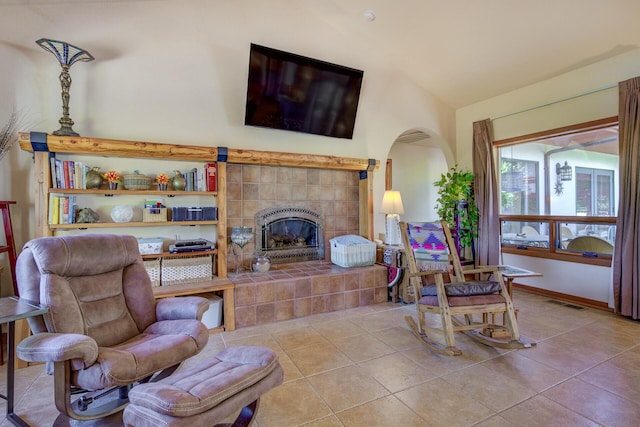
xmin=363 ymin=10 xmax=376 ymax=21
xmin=36 ymin=38 xmax=95 ymax=136
xmin=556 ymin=161 xmax=572 ymax=182
xmin=380 ymin=190 xmax=405 ymax=246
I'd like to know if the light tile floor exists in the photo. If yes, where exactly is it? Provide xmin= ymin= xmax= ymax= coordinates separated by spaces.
xmin=2 ymin=290 xmax=640 ymax=426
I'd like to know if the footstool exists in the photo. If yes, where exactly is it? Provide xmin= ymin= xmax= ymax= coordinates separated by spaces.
xmin=123 ymin=346 xmax=284 ymax=427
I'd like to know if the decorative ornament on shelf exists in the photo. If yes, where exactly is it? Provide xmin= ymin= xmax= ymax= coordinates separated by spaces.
xmin=103 ymin=170 xmax=121 ymax=190
xmin=110 ymin=205 xmax=133 ymax=223
xmin=171 ymin=170 xmax=186 ymax=191
xmin=85 ymin=166 xmax=102 ymax=189
xmin=76 ymin=208 xmax=100 ymax=223
xmin=36 ymin=38 xmax=95 ymax=136
xmin=156 ymin=173 xmax=169 ymax=191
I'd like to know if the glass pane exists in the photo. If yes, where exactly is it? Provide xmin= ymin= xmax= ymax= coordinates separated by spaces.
xmin=575 ymin=170 xmax=592 ymax=216
xmin=596 ymin=172 xmax=613 ymax=216
xmin=500 ymin=158 xmax=539 ymax=215
xmin=501 ymin=220 xmax=550 ymax=248
xmin=557 ymin=221 xmax=615 ymax=254
xmin=498 ymin=124 xmax=618 ymax=217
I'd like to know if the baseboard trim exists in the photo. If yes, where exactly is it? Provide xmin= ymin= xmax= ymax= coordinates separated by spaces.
xmin=513 ymin=283 xmax=611 ymax=311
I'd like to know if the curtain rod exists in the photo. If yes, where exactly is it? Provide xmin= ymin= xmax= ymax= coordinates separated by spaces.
xmin=491 ymin=83 xmax=618 ymax=121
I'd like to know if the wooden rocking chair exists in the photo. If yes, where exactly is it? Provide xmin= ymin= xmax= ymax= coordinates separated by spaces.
xmin=400 ymin=221 xmax=534 ymax=356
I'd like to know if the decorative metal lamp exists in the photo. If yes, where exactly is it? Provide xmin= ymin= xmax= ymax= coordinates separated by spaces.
xmin=381 ymin=190 xmax=405 ymax=246
xmin=36 ymin=38 xmax=94 ymax=136
xmin=556 ymin=161 xmax=573 ymax=181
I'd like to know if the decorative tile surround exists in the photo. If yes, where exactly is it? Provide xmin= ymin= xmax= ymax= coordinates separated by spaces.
xmin=226 ymin=163 xmax=361 ymax=271
xmin=231 ymin=261 xmax=388 ymax=328
xmin=226 ymin=163 xmax=384 ymax=328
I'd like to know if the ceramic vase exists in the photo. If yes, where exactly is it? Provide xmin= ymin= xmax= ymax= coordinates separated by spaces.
xmin=171 ymin=170 xmax=186 ymax=191
xmin=85 ymin=167 xmax=102 ymax=189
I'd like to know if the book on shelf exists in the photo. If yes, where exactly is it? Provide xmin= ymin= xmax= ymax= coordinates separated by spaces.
xmin=49 ymin=195 xmax=77 ymax=225
xmin=206 ymin=163 xmax=217 ymax=192
xmin=50 ymin=158 xmax=88 ymax=189
xmin=49 ymin=194 xmax=59 ymax=224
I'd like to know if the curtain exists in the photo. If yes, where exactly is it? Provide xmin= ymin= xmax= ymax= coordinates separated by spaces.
xmin=472 ymin=119 xmax=500 ymax=266
xmin=612 ymin=76 xmax=640 ymax=319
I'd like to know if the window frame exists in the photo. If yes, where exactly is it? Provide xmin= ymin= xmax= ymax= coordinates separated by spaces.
xmin=495 ymin=116 xmax=619 ymax=266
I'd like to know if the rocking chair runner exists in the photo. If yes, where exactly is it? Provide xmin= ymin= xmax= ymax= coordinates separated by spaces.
xmin=400 ymin=221 xmax=534 ymax=356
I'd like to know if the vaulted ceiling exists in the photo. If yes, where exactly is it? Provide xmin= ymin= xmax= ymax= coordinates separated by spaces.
xmin=1 ymin=0 xmax=639 ymax=109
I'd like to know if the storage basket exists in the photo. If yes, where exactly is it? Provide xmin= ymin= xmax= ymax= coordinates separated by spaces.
xmin=329 ymin=235 xmax=376 ymax=268
xmin=143 ymin=207 xmax=167 ymax=222
xmin=123 ymin=172 xmax=152 ymax=190
xmin=137 ymin=237 xmax=164 ymax=254
xmin=161 ymin=255 xmax=213 ymax=286
xmin=143 ymin=258 xmax=161 ymax=287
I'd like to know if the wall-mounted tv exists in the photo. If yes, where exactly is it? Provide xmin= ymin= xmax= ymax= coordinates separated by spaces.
xmin=244 ymin=43 xmax=364 ymax=139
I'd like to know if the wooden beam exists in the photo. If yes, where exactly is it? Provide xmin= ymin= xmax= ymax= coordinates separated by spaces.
xmin=19 ymin=133 xmax=379 ymax=172
xmin=19 ymin=133 xmax=219 ymax=162
xmin=227 ymin=148 xmax=379 ymax=172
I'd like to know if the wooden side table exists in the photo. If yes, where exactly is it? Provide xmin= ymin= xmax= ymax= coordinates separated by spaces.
xmin=498 ymin=265 xmax=543 ymax=298
xmin=0 ymin=297 xmax=48 ymax=426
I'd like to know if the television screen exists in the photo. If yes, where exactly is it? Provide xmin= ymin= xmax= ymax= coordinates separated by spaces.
xmin=244 ymin=44 xmax=364 ymax=139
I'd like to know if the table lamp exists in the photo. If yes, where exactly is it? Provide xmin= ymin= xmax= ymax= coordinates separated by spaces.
xmin=36 ymin=38 xmax=94 ymax=136
xmin=381 ymin=190 xmax=405 ymax=245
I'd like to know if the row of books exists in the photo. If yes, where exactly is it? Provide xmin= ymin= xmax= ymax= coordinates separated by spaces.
xmin=181 ymin=163 xmax=218 ymax=192
xmin=49 ymin=195 xmax=77 ymax=225
xmin=50 ymin=159 xmax=89 ymax=189
xmin=49 ymin=159 xmax=218 ymax=192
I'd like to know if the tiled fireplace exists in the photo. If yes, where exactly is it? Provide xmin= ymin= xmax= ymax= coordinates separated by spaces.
xmin=255 ymin=205 xmax=324 ymax=264
xmin=226 ymin=163 xmax=361 ymax=269
xmin=226 ymin=163 xmax=387 ymax=328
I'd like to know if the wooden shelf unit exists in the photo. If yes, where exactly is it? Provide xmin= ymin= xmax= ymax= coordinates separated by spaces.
xmin=19 ymin=132 xmax=234 ymax=332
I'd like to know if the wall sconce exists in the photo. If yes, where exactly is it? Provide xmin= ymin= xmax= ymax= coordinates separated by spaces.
xmin=556 ymin=161 xmax=572 ymax=182
xmin=380 ymin=190 xmax=405 ymax=245
xmin=36 ymin=38 xmax=95 ymax=136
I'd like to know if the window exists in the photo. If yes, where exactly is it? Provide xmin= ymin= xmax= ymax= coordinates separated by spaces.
xmin=575 ymin=167 xmax=615 ymax=216
xmin=496 ymin=117 xmax=619 ymax=263
xmin=500 ymin=158 xmax=539 ymax=215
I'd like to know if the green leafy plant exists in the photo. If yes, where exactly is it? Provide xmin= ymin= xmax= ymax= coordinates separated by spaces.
xmin=433 ymin=165 xmax=479 ymax=251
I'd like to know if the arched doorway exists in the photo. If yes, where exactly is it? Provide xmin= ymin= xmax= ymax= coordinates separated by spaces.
xmin=385 ymin=129 xmax=453 ymax=222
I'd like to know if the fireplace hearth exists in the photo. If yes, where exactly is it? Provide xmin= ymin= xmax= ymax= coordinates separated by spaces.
xmin=255 ymin=206 xmax=324 ymax=264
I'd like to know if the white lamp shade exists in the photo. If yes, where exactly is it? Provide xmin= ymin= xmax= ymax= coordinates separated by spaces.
xmin=381 ymin=190 xmax=404 ymax=245
xmin=380 ymin=190 xmax=405 ymax=214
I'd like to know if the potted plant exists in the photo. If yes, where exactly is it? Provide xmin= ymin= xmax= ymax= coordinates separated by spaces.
xmin=433 ymin=165 xmax=479 ymax=259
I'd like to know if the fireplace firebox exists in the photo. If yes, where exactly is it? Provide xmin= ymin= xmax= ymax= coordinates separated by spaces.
xmin=255 ymin=206 xmax=324 ymax=263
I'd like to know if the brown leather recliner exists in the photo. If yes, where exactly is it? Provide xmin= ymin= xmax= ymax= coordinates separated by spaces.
xmin=15 ymin=234 xmax=210 ymax=422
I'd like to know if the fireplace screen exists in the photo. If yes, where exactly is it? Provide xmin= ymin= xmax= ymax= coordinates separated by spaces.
xmin=255 ymin=206 xmax=324 ymax=263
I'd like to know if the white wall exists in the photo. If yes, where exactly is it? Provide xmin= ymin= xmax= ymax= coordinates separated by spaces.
xmin=456 ymin=48 xmax=640 ymax=303
xmin=0 ymin=1 xmax=456 ymax=290
xmin=387 ymin=141 xmax=448 ymax=226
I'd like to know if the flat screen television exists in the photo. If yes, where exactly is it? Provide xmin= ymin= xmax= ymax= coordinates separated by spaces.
xmin=244 ymin=43 xmax=364 ymax=139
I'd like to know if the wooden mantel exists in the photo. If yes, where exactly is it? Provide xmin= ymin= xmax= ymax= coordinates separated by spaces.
xmin=19 ymin=132 xmax=378 ymax=237
xmin=18 ymin=133 xmax=379 ymax=172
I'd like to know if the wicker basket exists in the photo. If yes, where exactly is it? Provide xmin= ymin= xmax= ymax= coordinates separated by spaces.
xmin=123 ymin=172 xmax=152 ymax=190
xmin=143 ymin=259 xmax=161 ymax=287
xmin=161 ymin=255 xmax=213 ymax=286
xmin=143 ymin=207 xmax=167 ymax=222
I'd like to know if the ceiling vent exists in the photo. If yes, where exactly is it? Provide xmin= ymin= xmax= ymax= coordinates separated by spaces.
xmin=396 ymin=130 xmax=431 ymax=145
